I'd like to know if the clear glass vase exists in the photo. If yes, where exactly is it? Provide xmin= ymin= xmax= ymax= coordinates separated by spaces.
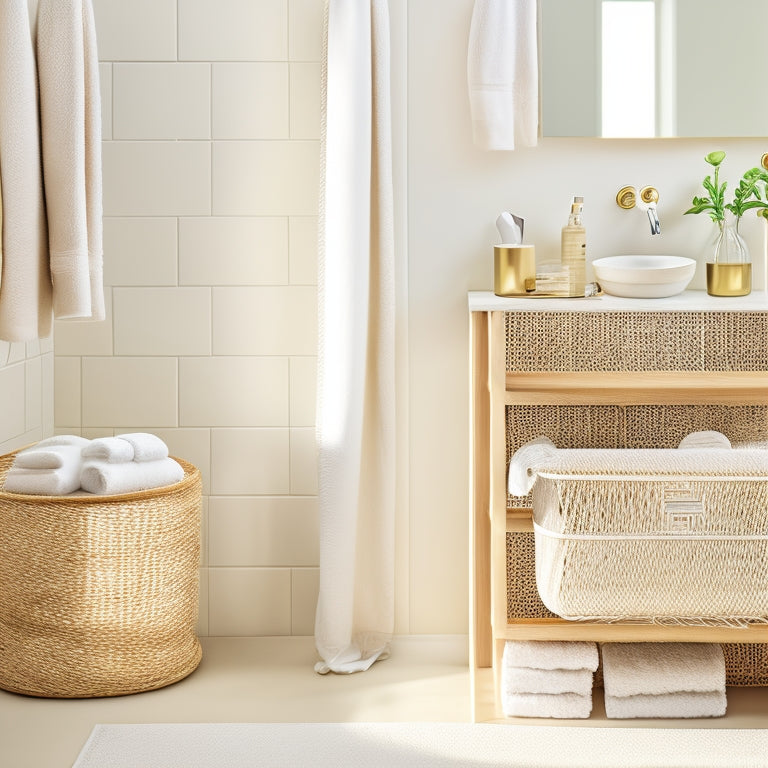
xmin=707 ymin=214 xmax=751 ymax=296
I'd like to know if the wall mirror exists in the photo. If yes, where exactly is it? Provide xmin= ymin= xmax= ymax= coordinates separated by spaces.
xmin=541 ymin=0 xmax=768 ymax=138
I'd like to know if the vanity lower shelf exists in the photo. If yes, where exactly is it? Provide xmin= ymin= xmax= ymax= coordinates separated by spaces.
xmin=502 ymin=619 xmax=768 ymax=643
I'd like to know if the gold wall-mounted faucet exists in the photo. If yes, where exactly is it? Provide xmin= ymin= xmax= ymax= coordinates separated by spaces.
xmin=616 ymin=185 xmax=661 ymax=235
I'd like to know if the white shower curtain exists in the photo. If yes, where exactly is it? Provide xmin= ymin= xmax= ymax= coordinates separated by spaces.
xmin=314 ymin=0 xmax=395 ymax=675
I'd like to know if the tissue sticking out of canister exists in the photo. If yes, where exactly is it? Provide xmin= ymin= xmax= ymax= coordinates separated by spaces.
xmin=496 ymin=212 xmax=524 ymax=244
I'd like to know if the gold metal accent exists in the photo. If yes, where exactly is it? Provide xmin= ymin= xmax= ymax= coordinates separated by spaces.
xmin=616 ymin=185 xmax=637 ymax=209
xmin=494 ymin=245 xmax=537 ymax=296
xmin=761 ymin=153 xmax=768 ymax=171
xmin=706 ymin=263 xmax=752 ymax=297
xmin=639 ymin=186 xmax=659 ymax=204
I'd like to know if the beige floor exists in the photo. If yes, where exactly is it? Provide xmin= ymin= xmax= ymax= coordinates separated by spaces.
xmin=1 ymin=636 xmax=766 ymax=768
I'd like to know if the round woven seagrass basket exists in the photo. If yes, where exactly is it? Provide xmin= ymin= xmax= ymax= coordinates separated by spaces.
xmin=0 ymin=450 xmax=202 ymax=698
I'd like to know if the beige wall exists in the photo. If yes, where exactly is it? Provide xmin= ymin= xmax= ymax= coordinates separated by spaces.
xmin=55 ymin=0 xmax=324 ymax=638
xmin=50 ymin=0 xmax=768 ymax=639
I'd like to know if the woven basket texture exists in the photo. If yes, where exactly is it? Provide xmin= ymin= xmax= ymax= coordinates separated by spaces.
xmin=0 ymin=451 xmax=202 ymax=698
xmin=507 ymin=531 xmax=768 ymax=687
xmin=504 ymin=311 xmax=768 ymax=372
xmin=531 ymin=452 xmax=768 ymax=625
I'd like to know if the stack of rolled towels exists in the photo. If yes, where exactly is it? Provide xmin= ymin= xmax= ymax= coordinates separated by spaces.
xmin=3 ymin=433 xmax=184 ymax=496
xmin=601 ymin=642 xmax=727 ymax=719
xmin=501 ymin=640 xmax=599 ymax=718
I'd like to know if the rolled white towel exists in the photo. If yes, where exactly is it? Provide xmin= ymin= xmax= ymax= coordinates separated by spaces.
xmin=14 ymin=444 xmax=84 ymax=470
xmin=601 ymin=643 xmax=725 ymax=698
xmin=604 ymin=690 xmax=727 ymax=719
xmin=501 ymin=691 xmax=592 ymax=719
xmin=115 ymin=432 xmax=169 ymax=462
xmin=82 ymin=436 xmax=135 ymax=463
xmin=34 ymin=434 xmax=91 ymax=449
xmin=4 ymin=464 xmax=82 ymax=495
xmin=503 ymin=641 xmax=599 ymax=672
xmin=502 ymin=665 xmax=594 ymax=696
xmin=80 ymin=457 xmax=184 ymax=495
xmin=507 ymin=436 xmax=557 ymax=495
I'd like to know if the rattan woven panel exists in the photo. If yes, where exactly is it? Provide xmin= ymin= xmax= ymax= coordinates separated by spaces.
xmin=506 ymin=531 xmax=557 ymax=619
xmin=703 ymin=312 xmax=768 ymax=371
xmin=624 ymin=405 xmax=768 ymax=449
xmin=506 ymin=531 xmax=767 ymax=686
xmin=505 ymin=311 xmax=768 ymax=372
xmin=506 ymin=405 xmax=623 ymax=507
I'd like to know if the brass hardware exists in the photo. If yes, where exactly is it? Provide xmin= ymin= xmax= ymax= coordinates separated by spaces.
xmin=706 ymin=263 xmax=752 ymax=297
xmin=761 ymin=153 xmax=768 ymax=171
xmin=616 ymin=185 xmax=637 ymax=209
xmin=639 ymin=186 xmax=659 ymax=204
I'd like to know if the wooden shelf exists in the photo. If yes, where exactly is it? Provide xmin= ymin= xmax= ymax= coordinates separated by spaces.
xmin=501 ymin=618 xmax=768 ymax=643
xmin=505 ymin=371 xmax=768 ymax=406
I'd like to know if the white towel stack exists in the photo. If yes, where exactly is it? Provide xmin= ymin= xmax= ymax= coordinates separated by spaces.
xmin=3 ymin=433 xmax=184 ymax=496
xmin=80 ymin=433 xmax=183 ymax=495
xmin=601 ymin=643 xmax=727 ymax=719
xmin=501 ymin=641 xmax=598 ymax=719
xmin=3 ymin=435 xmax=89 ymax=495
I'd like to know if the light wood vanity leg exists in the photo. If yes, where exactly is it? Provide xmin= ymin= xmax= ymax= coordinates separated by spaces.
xmin=469 ymin=310 xmax=492 ymax=671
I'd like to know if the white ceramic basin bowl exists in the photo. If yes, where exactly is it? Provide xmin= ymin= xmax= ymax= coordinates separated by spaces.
xmin=592 ymin=255 xmax=696 ymax=298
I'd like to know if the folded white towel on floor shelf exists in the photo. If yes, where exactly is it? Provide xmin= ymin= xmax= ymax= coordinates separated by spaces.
xmin=114 ymin=432 xmax=169 ymax=462
xmin=604 ymin=690 xmax=727 ymax=719
xmin=80 ymin=457 xmax=184 ymax=495
xmin=502 ymin=665 xmax=594 ymax=696
xmin=501 ymin=691 xmax=592 ymax=719
xmin=503 ymin=640 xmax=600 ymax=672
xmin=82 ymin=436 xmax=136 ymax=463
xmin=3 ymin=463 xmax=83 ymax=495
xmin=601 ymin=643 xmax=726 ymax=697
xmin=14 ymin=444 xmax=84 ymax=470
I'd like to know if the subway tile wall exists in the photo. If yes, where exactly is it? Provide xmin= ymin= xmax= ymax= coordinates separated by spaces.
xmin=53 ymin=0 xmax=324 ymax=637
xmin=0 ymin=338 xmax=54 ymax=455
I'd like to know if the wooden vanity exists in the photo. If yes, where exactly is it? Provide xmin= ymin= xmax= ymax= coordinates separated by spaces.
xmin=468 ymin=290 xmax=768 ymax=720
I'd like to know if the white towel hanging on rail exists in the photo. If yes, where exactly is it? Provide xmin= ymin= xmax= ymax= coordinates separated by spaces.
xmin=467 ymin=0 xmax=539 ymax=150
xmin=0 ymin=0 xmax=53 ymax=342
xmin=37 ymin=0 xmax=105 ymax=322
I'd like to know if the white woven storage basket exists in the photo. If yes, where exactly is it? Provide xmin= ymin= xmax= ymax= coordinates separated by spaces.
xmin=511 ymin=434 xmax=768 ymax=626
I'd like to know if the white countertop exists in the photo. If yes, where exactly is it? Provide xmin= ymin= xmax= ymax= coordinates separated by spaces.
xmin=468 ymin=289 xmax=768 ymax=312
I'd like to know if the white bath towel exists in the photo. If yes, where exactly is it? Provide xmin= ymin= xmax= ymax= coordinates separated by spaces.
xmin=501 ymin=691 xmax=592 ymax=719
xmin=115 ymin=433 xmax=169 ymax=462
xmin=467 ymin=0 xmax=538 ymax=151
xmin=503 ymin=641 xmax=599 ymax=672
xmin=507 ymin=437 xmax=557 ymax=495
xmin=601 ymin=643 xmax=726 ymax=697
xmin=0 ymin=0 xmax=53 ymax=342
xmin=80 ymin=458 xmax=184 ymax=495
xmin=4 ymin=463 xmax=82 ymax=495
xmin=36 ymin=0 xmax=104 ymax=321
xmin=502 ymin=665 xmax=594 ymax=696
xmin=604 ymin=690 xmax=727 ymax=719
xmin=35 ymin=434 xmax=91 ymax=449
xmin=14 ymin=444 xmax=84 ymax=470
xmin=82 ymin=436 xmax=135 ymax=464
xmin=678 ymin=431 xmax=732 ymax=450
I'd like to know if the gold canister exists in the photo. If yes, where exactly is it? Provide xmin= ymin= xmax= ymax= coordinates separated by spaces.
xmin=706 ymin=262 xmax=752 ymax=297
xmin=494 ymin=244 xmax=536 ymax=296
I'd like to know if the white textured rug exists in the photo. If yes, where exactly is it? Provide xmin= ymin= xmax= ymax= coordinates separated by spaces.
xmin=73 ymin=722 xmax=768 ymax=768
